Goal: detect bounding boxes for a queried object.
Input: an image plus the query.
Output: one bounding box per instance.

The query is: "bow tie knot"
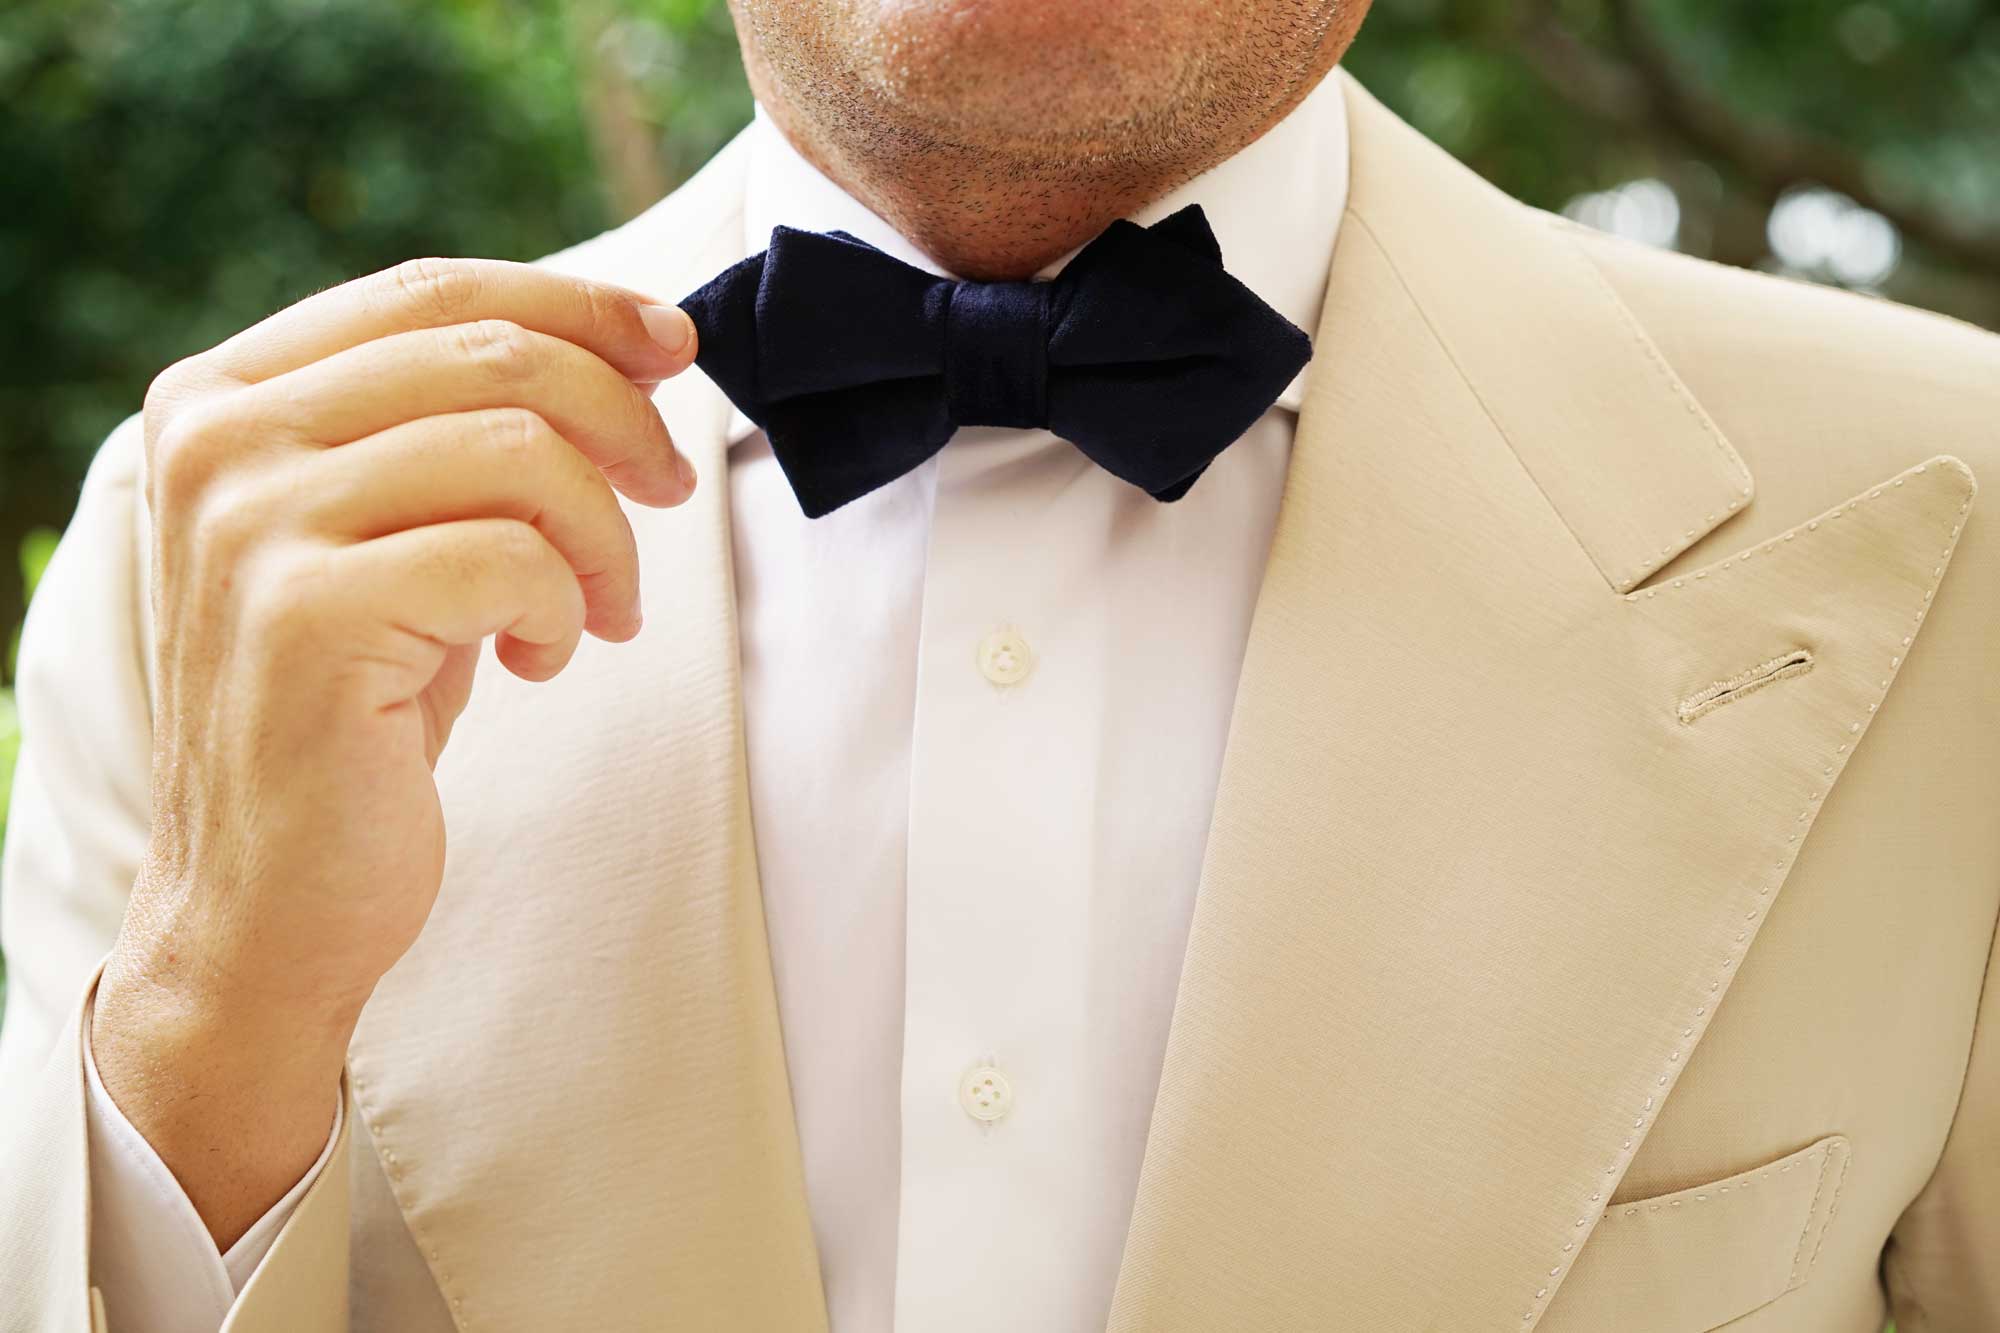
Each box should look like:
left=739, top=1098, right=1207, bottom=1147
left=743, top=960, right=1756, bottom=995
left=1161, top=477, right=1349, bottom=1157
left=682, top=204, right=1311, bottom=518
left=945, top=280, right=1052, bottom=430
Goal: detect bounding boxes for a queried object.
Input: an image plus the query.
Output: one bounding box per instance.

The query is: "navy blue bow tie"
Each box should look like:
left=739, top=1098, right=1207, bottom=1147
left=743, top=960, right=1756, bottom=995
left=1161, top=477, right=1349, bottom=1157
left=679, top=204, right=1312, bottom=519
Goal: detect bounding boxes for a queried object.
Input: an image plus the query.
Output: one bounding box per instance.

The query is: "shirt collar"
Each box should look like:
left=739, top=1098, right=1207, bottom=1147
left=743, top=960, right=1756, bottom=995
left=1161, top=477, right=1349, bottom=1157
left=729, top=70, right=1350, bottom=444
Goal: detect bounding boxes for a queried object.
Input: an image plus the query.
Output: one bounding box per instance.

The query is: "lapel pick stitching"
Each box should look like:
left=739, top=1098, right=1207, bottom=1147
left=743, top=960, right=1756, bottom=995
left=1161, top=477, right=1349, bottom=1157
left=1519, top=454, right=1976, bottom=1329
left=1677, top=649, right=1815, bottom=725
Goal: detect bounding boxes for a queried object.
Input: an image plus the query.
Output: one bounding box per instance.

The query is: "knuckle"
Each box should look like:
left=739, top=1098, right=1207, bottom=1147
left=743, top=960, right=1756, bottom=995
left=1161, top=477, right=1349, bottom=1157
left=618, top=385, right=666, bottom=443
left=387, top=256, right=481, bottom=324
left=142, top=354, right=208, bottom=420
left=489, top=521, right=573, bottom=613
left=147, top=398, right=233, bottom=512
left=577, top=279, right=639, bottom=343
left=490, top=517, right=552, bottom=572
left=477, top=406, right=556, bottom=471
left=456, top=318, right=539, bottom=382
left=187, top=479, right=261, bottom=559
left=243, top=546, right=338, bottom=647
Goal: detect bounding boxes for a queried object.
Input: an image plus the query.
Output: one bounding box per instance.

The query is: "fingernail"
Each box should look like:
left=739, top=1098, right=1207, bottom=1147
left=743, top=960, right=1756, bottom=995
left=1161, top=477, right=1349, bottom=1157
left=639, top=305, right=695, bottom=357
left=675, top=449, right=698, bottom=493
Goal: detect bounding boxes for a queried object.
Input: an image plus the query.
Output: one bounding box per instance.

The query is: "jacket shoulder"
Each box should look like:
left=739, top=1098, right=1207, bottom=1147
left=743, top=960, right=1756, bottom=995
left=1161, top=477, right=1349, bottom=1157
left=531, top=126, right=752, bottom=303
left=1562, top=216, right=2000, bottom=487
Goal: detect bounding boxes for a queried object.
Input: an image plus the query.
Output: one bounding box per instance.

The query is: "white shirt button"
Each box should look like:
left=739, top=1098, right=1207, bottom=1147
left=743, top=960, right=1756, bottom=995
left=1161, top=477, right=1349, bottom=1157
left=959, top=1065, right=1014, bottom=1122
left=977, top=629, right=1033, bottom=686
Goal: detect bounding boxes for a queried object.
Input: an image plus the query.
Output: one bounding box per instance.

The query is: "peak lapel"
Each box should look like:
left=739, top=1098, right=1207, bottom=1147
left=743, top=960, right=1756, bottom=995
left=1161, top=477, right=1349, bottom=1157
left=343, top=170, right=828, bottom=1331
left=1107, top=73, right=1977, bottom=1331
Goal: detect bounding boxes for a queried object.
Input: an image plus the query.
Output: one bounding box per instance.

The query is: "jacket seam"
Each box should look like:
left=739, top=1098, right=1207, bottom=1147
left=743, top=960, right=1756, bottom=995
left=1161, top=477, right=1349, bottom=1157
left=1883, top=869, right=2000, bottom=1318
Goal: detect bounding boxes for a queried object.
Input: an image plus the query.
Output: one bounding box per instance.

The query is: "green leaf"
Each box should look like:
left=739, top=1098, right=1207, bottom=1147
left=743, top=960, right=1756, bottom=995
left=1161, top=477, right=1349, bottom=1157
left=20, top=527, right=58, bottom=604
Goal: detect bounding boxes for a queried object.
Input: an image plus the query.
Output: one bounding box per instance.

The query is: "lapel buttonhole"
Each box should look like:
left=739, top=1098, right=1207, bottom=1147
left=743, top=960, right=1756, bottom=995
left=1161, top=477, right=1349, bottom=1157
left=1676, top=648, right=1816, bottom=725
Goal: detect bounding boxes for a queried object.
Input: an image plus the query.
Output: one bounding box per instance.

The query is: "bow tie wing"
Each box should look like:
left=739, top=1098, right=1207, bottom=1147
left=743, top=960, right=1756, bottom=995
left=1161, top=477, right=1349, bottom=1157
left=1045, top=206, right=1312, bottom=500
left=755, top=229, right=949, bottom=398
left=682, top=228, right=958, bottom=517
left=680, top=205, right=1309, bottom=518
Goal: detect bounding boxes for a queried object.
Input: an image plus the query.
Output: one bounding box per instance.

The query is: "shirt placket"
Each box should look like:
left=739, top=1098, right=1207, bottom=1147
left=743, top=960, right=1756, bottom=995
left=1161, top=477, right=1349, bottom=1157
left=893, top=427, right=1110, bottom=1332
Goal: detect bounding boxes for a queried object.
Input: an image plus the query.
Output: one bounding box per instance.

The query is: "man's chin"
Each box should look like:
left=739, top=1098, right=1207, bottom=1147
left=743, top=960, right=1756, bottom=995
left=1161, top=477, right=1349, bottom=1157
left=846, top=0, right=1193, bottom=143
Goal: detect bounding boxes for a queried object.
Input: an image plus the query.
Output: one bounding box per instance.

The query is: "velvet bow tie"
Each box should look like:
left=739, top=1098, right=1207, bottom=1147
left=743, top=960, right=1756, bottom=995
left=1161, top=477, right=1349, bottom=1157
left=679, top=203, right=1312, bottom=519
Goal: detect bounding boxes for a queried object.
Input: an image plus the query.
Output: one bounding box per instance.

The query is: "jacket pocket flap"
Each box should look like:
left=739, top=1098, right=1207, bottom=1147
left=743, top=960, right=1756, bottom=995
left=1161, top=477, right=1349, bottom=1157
left=1539, top=1135, right=1851, bottom=1332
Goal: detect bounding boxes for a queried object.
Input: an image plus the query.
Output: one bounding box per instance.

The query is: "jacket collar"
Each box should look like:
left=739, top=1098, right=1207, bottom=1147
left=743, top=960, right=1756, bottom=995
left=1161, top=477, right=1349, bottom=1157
left=1326, top=76, right=1755, bottom=591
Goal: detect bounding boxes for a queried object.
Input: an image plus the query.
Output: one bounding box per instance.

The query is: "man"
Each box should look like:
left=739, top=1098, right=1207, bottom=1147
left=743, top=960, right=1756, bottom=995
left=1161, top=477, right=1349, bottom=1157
left=2, top=0, right=1996, bottom=1329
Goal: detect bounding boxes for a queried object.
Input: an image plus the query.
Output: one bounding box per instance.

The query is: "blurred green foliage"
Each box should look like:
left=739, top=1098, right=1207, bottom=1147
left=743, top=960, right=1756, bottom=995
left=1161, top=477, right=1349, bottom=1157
left=1344, top=0, right=2000, bottom=320
left=0, top=0, right=750, bottom=676
left=0, top=0, right=1996, bottom=1009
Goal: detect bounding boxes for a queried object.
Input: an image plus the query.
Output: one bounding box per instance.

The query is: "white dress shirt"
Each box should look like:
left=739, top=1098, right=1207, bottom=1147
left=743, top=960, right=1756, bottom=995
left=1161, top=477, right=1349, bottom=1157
left=83, top=71, right=1349, bottom=1333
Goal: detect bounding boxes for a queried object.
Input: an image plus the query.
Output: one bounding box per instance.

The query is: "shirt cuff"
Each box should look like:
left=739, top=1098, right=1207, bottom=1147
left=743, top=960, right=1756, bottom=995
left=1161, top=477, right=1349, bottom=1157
left=82, top=991, right=344, bottom=1332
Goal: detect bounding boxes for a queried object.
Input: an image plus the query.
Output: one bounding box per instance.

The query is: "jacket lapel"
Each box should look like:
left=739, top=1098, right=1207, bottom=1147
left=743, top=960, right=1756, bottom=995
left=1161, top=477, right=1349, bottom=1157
left=343, top=140, right=827, bottom=1332
left=1107, top=74, right=1977, bottom=1331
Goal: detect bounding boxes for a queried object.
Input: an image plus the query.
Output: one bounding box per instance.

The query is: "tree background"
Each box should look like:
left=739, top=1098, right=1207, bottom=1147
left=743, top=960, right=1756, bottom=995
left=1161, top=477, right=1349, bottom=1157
left=3, top=0, right=1998, bottom=1010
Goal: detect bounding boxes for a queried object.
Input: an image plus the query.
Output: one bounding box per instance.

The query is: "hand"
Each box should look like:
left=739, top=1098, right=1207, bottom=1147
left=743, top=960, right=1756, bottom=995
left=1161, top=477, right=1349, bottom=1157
left=89, top=257, right=700, bottom=1247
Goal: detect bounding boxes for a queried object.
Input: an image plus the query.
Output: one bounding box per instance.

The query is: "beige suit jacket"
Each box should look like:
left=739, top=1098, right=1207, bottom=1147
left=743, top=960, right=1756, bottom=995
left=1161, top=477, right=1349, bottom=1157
left=4, top=72, right=1998, bottom=1333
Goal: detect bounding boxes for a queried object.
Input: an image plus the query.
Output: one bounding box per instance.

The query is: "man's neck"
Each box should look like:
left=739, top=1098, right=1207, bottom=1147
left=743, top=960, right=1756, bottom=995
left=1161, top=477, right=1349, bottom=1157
left=742, top=54, right=1347, bottom=282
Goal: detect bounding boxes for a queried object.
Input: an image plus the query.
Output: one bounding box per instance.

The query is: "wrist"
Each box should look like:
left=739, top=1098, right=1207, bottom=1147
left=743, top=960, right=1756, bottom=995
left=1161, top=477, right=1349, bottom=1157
left=91, top=939, right=354, bottom=1248
left=100, top=858, right=374, bottom=1061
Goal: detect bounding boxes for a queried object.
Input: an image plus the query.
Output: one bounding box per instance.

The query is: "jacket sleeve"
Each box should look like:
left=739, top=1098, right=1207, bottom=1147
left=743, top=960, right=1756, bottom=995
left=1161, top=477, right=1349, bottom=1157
left=84, top=992, right=346, bottom=1330
left=0, top=416, right=352, bottom=1333
left=1885, top=903, right=2000, bottom=1331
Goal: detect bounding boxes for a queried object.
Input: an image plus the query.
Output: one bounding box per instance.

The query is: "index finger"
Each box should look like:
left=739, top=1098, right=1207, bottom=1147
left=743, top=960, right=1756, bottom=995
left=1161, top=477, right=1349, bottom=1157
left=199, top=257, right=698, bottom=387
